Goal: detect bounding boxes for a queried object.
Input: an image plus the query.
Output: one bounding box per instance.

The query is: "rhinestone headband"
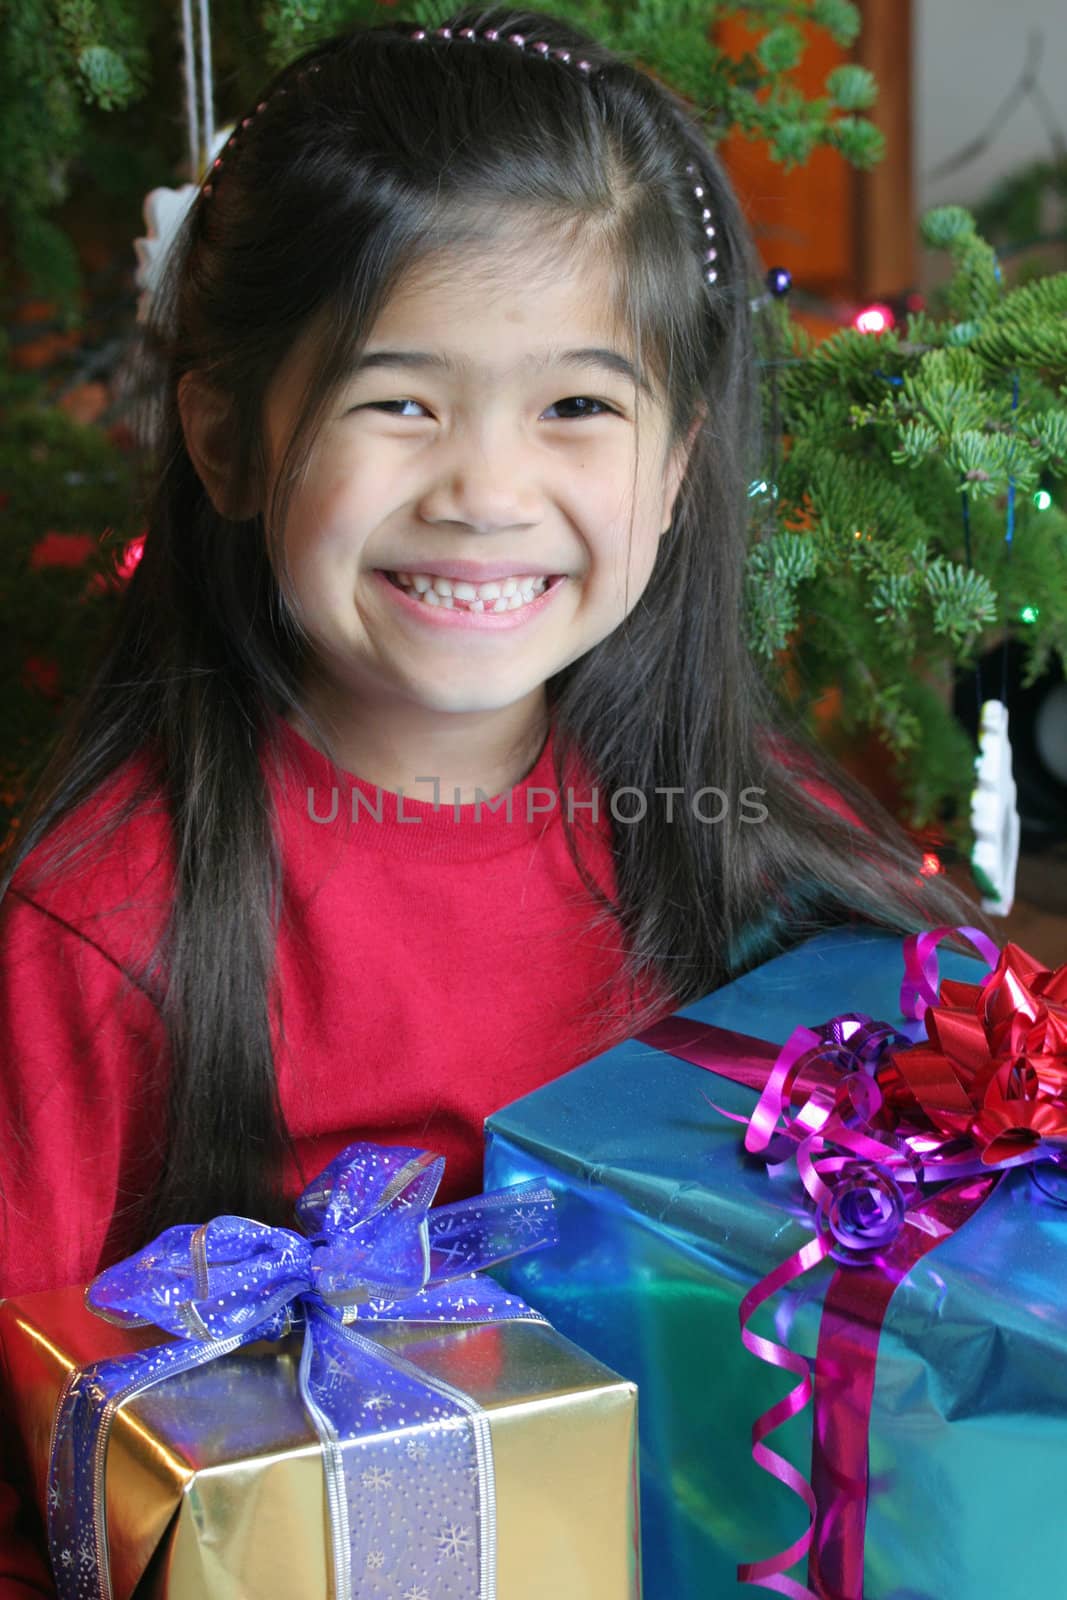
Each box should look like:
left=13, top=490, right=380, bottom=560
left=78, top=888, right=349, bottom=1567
left=201, top=65, right=324, bottom=200
left=203, top=24, right=718, bottom=285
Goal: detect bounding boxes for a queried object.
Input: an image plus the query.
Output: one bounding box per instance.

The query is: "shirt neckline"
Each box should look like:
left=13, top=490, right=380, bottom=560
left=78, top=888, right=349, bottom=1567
left=268, top=709, right=565, bottom=863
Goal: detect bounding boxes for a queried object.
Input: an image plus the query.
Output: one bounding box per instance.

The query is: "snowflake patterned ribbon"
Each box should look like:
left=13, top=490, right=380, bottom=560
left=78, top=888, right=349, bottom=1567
left=46, top=1142, right=557, bottom=1600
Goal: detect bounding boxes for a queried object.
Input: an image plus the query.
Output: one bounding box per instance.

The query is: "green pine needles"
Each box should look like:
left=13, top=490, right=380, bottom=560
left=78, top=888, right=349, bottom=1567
left=750, top=205, right=1067, bottom=834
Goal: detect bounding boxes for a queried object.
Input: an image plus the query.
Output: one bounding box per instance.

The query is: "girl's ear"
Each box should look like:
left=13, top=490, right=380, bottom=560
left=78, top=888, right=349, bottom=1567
left=178, top=373, right=259, bottom=521
left=659, top=404, right=707, bottom=536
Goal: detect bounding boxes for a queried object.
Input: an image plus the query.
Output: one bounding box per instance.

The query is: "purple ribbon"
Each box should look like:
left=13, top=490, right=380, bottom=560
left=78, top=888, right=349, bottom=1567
left=46, top=1142, right=556, bottom=1600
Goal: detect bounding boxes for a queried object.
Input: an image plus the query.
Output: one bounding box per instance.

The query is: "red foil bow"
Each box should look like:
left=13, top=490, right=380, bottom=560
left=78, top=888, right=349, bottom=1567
left=880, top=940, right=1067, bottom=1166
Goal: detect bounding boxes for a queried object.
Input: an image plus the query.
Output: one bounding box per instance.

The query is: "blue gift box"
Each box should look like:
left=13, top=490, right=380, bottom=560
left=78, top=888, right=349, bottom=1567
left=484, top=926, right=1067, bottom=1600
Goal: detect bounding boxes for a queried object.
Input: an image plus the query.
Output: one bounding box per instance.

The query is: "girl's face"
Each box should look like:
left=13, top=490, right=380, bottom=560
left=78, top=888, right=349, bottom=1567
left=262, top=238, right=695, bottom=730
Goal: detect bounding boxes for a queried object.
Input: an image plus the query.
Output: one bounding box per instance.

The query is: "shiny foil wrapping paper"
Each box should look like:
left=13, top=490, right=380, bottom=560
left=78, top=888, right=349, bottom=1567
left=0, top=1284, right=640, bottom=1599
left=484, top=927, right=1067, bottom=1600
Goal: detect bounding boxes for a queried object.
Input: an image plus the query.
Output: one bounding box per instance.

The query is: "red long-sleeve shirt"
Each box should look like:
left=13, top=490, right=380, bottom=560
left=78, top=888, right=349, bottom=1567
left=0, top=712, right=862, bottom=1594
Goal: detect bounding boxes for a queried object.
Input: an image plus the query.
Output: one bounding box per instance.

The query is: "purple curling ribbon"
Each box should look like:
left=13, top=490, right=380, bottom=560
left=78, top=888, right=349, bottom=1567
left=730, top=1013, right=924, bottom=1598
left=46, top=1143, right=556, bottom=1600
left=898, top=923, right=1000, bottom=1021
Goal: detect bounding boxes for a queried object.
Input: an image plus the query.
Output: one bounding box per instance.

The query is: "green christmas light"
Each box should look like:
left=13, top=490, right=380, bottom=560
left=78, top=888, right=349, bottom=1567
left=1033, top=488, right=1053, bottom=511
left=1020, top=605, right=1040, bottom=624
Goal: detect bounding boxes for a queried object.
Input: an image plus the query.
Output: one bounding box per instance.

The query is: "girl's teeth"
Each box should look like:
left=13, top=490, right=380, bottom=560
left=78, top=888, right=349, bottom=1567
left=390, top=571, right=551, bottom=612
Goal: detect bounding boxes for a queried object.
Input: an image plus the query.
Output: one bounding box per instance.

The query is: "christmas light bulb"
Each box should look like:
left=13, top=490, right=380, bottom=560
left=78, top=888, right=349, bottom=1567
left=853, top=304, right=895, bottom=335
left=115, top=538, right=145, bottom=582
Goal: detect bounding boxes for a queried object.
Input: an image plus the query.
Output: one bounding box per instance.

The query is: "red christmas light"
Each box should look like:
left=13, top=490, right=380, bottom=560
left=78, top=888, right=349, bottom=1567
left=114, top=536, right=145, bottom=582
left=853, top=303, right=895, bottom=335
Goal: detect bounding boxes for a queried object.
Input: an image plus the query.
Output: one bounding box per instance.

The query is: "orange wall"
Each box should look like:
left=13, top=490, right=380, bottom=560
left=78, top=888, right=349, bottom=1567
left=714, top=16, right=855, bottom=298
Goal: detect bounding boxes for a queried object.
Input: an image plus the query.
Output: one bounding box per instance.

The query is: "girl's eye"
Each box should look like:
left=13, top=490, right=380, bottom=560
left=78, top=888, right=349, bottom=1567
left=365, top=399, right=429, bottom=418
left=543, top=396, right=619, bottom=420
left=358, top=396, right=619, bottom=420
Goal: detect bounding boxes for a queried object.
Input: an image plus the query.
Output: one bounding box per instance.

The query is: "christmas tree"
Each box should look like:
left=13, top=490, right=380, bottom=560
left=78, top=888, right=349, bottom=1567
left=752, top=207, right=1067, bottom=837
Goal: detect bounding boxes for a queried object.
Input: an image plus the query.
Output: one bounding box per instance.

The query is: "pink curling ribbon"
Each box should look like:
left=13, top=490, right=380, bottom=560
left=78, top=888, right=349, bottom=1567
left=637, top=929, right=1067, bottom=1600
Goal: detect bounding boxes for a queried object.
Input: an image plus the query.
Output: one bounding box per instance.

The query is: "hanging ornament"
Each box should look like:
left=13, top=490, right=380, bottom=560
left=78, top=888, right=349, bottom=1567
left=132, top=0, right=229, bottom=325
left=132, top=141, right=230, bottom=325
left=966, top=368, right=1022, bottom=915
left=969, top=699, right=1021, bottom=915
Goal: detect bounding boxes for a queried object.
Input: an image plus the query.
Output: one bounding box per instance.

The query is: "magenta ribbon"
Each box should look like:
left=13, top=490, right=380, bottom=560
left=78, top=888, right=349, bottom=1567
left=636, top=924, right=1008, bottom=1600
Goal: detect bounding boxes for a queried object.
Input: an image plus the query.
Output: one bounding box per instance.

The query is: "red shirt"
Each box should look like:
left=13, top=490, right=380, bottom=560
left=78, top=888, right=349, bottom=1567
left=0, top=712, right=861, bottom=1593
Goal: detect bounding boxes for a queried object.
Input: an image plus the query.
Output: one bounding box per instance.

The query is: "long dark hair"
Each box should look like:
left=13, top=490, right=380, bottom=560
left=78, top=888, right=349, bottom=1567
left=0, top=4, right=989, bottom=1245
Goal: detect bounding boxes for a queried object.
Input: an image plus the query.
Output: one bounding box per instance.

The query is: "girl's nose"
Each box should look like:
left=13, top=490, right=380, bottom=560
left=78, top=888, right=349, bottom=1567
left=415, top=449, right=542, bottom=535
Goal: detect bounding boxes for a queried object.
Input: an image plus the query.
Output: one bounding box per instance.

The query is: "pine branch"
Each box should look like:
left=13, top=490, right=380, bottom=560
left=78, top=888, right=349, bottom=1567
left=751, top=202, right=1067, bottom=839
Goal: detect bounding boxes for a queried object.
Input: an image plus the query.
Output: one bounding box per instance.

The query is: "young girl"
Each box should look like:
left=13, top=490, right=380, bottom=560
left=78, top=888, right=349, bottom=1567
left=0, top=6, right=985, bottom=1591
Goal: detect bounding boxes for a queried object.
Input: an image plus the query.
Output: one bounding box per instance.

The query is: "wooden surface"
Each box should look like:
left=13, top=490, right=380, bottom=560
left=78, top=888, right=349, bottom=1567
left=715, top=3, right=916, bottom=300
left=855, top=0, right=916, bottom=299
left=715, top=14, right=854, bottom=293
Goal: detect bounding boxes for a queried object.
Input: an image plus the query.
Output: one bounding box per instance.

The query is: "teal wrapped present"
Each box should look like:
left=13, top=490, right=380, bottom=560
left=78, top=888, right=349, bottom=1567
left=484, top=926, right=1067, bottom=1599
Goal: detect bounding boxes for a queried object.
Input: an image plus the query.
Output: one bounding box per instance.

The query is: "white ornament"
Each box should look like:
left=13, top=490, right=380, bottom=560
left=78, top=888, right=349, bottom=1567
left=132, top=127, right=232, bottom=324
left=969, top=699, right=1021, bottom=916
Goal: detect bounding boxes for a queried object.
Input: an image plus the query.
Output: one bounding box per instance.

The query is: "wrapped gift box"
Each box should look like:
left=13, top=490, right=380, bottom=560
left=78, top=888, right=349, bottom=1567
left=484, top=926, right=1067, bottom=1600
left=1, top=1282, right=640, bottom=1598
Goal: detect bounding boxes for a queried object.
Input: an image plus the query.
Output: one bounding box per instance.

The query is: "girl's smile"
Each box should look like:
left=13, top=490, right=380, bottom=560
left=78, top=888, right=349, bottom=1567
left=373, top=568, right=569, bottom=629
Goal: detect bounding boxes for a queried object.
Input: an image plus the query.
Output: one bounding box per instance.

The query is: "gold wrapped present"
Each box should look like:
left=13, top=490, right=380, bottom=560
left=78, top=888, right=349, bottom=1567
left=1, top=1282, right=639, bottom=1598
